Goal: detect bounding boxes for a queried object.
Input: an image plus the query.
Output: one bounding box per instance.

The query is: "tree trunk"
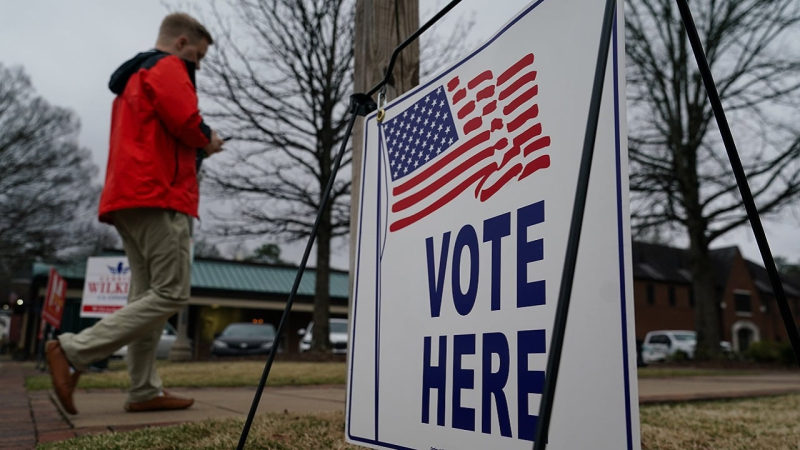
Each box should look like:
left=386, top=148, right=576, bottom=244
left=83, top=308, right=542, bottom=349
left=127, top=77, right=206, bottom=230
left=350, top=0, right=419, bottom=297
left=688, top=227, right=722, bottom=359
left=312, top=204, right=332, bottom=352
left=312, top=125, right=334, bottom=351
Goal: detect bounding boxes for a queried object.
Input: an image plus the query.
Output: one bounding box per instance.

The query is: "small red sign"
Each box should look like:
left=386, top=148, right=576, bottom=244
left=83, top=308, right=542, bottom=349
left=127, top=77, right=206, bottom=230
left=42, top=268, right=66, bottom=329
left=80, top=305, right=122, bottom=314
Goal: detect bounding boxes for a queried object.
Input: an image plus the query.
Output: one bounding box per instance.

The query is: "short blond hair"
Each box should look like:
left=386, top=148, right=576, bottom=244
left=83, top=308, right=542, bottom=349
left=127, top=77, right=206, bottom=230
left=158, top=13, right=213, bottom=45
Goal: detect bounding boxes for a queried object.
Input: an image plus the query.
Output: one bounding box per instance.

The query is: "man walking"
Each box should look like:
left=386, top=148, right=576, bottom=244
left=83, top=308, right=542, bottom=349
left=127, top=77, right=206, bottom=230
left=46, top=13, right=224, bottom=414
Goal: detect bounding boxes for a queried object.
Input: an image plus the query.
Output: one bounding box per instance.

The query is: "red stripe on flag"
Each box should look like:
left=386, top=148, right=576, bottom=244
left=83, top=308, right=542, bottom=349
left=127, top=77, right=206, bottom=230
left=392, top=144, right=500, bottom=213
left=468, top=70, right=494, bottom=89
left=458, top=101, right=476, bottom=119
left=464, top=117, right=483, bottom=135
left=476, top=85, right=495, bottom=102
left=393, top=130, right=491, bottom=196
left=390, top=165, right=495, bottom=232
left=453, top=88, right=467, bottom=104
left=507, top=105, right=539, bottom=133
left=499, top=71, right=537, bottom=101
left=524, top=136, right=551, bottom=157
left=503, top=85, right=538, bottom=116
left=499, top=145, right=521, bottom=170
left=491, top=118, right=504, bottom=132
left=498, top=53, right=534, bottom=86
left=482, top=101, right=497, bottom=116
left=513, top=123, right=543, bottom=148
left=519, top=155, right=551, bottom=180
left=480, top=163, right=523, bottom=202
left=447, top=77, right=460, bottom=92
left=474, top=144, right=518, bottom=198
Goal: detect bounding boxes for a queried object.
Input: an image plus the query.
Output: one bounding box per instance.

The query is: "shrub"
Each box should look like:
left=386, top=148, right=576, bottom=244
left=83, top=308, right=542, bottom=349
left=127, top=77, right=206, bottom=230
left=667, top=350, right=691, bottom=362
left=777, top=342, right=798, bottom=367
left=745, top=341, right=778, bottom=362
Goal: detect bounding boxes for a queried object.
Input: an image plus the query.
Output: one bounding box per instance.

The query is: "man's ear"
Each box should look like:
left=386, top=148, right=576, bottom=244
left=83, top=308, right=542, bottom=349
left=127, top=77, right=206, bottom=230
left=176, top=35, right=189, bottom=50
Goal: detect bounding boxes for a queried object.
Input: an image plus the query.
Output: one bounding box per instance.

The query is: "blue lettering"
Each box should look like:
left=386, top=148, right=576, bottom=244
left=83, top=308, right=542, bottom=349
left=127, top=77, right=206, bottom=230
left=516, top=201, right=545, bottom=308
left=482, top=332, right=512, bottom=437
left=452, top=334, right=476, bottom=431
left=426, top=233, right=451, bottom=318
left=483, top=212, right=511, bottom=311
left=452, top=225, right=479, bottom=316
left=517, top=329, right=546, bottom=441
left=422, top=336, right=447, bottom=426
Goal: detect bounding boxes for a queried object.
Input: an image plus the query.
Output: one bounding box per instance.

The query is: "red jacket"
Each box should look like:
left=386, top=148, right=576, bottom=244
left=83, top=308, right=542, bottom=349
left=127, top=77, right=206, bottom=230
left=99, top=50, right=210, bottom=223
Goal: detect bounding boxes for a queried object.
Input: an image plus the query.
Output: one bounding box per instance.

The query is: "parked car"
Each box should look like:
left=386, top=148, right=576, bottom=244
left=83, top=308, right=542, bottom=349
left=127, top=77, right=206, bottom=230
left=298, top=318, right=348, bottom=354
left=211, top=322, right=277, bottom=357
left=641, top=330, right=731, bottom=363
left=112, top=322, right=182, bottom=360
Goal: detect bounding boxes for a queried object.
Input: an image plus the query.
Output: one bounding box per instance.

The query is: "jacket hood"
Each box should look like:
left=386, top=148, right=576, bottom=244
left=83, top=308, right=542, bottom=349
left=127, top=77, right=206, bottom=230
left=108, top=50, right=198, bottom=95
left=109, top=49, right=167, bottom=95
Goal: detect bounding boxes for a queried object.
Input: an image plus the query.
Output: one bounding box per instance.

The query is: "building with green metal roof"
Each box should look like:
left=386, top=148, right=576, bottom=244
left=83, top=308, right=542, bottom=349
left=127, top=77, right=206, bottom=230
left=13, top=255, right=350, bottom=360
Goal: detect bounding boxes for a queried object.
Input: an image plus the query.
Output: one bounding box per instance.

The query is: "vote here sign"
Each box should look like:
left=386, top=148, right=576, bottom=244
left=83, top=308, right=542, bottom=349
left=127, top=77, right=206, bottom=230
left=347, top=1, right=640, bottom=449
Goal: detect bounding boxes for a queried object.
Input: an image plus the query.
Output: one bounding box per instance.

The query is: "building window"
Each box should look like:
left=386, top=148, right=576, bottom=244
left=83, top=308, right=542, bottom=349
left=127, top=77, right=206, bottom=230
left=689, top=288, right=695, bottom=307
left=668, top=287, right=676, bottom=306
left=735, top=291, right=752, bottom=314
left=646, top=284, right=655, bottom=305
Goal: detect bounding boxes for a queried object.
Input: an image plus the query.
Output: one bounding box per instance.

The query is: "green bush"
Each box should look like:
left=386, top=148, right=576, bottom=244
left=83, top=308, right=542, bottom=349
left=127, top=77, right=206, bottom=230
left=667, top=350, right=691, bottom=362
left=745, top=341, right=778, bottom=362
left=777, top=342, right=797, bottom=367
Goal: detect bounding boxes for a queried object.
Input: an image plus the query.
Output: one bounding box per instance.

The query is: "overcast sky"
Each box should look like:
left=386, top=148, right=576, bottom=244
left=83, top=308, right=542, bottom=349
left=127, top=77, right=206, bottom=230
left=2, top=0, right=799, bottom=269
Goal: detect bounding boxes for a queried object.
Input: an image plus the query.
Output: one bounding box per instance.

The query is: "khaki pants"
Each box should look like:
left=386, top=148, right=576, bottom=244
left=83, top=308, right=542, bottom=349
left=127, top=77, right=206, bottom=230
left=58, top=208, right=191, bottom=403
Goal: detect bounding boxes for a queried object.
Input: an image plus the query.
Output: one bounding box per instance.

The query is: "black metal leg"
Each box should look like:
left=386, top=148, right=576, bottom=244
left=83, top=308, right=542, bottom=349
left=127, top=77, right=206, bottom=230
left=235, top=98, right=365, bottom=450
left=532, top=0, right=617, bottom=448
left=234, top=3, right=464, bottom=447
left=675, top=0, right=800, bottom=368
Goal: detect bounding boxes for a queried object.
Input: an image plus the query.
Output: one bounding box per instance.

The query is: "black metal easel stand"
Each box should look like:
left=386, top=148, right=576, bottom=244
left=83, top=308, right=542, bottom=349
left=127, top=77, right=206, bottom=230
left=532, top=0, right=617, bottom=447
left=234, top=2, right=463, bottom=448
left=532, top=0, right=800, bottom=449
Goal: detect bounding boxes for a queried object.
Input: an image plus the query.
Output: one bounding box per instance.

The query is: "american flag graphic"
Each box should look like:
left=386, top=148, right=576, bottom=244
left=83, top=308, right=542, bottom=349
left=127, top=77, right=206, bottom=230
left=380, top=53, right=552, bottom=233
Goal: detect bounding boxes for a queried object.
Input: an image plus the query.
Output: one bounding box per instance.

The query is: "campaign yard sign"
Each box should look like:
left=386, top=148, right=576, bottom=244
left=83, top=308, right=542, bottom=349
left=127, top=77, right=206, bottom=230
left=80, top=256, right=131, bottom=318
left=42, top=268, right=67, bottom=329
left=347, top=1, right=640, bottom=449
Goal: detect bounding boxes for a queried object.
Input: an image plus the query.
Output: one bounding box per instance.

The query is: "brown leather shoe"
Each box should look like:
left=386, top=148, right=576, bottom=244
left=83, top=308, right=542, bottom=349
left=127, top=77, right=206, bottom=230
left=124, top=390, right=194, bottom=413
left=45, top=340, right=78, bottom=415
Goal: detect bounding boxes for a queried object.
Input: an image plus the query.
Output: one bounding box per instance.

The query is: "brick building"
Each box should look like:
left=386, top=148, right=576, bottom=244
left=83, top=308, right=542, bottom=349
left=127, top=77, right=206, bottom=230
left=11, top=242, right=800, bottom=360
left=632, top=241, right=800, bottom=352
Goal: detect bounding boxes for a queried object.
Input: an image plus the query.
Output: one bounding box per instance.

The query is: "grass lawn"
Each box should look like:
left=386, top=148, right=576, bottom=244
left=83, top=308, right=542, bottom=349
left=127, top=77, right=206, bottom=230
left=38, top=394, right=800, bottom=450
left=26, top=360, right=760, bottom=391
left=26, top=360, right=347, bottom=391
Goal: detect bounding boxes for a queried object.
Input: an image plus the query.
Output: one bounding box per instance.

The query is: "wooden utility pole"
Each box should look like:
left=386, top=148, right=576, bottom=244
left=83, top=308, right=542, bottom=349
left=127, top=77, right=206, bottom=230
left=350, top=0, right=420, bottom=285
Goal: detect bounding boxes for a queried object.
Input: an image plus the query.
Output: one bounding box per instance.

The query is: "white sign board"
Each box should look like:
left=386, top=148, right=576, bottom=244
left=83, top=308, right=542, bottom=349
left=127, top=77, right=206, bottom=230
left=347, top=1, right=640, bottom=449
left=80, top=256, right=131, bottom=318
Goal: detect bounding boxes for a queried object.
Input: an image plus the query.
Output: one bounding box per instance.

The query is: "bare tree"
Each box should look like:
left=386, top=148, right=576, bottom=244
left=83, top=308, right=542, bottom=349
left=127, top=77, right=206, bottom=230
left=198, top=0, right=355, bottom=351
left=0, top=64, right=101, bottom=287
left=193, top=235, right=224, bottom=259
left=626, top=0, right=800, bottom=357
left=245, top=243, right=289, bottom=265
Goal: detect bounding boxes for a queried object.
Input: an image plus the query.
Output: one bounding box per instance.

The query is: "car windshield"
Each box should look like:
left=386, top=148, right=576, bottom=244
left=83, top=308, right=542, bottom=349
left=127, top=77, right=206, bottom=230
left=331, top=321, right=348, bottom=334
left=222, top=324, right=275, bottom=338
left=673, top=333, right=696, bottom=341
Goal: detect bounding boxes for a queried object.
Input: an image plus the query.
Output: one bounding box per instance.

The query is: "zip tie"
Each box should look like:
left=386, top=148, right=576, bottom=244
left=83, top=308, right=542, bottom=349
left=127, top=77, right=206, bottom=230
left=376, top=89, right=387, bottom=123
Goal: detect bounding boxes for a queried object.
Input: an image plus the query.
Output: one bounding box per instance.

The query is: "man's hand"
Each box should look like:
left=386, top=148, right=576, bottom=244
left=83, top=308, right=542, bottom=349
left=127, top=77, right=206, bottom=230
left=204, top=131, right=224, bottom=156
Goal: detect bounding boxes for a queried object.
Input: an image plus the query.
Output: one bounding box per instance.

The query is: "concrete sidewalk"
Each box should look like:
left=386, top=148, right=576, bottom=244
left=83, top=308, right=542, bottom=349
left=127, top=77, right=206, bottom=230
left=638, top=372, right=800, bottom=404
left=58, top=372, right=800, bottom=430
left=5, top=358, right=800, bottom=449
left=63, top=385, right=346, bottom=429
